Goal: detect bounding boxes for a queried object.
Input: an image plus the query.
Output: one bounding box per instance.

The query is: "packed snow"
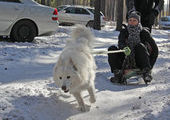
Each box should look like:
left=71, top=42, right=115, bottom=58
left=0, top=25, right=170, bottom=120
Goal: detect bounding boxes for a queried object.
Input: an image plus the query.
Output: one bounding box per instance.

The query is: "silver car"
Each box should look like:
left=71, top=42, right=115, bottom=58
left=0, top=0, right=59, bottom=42
left=159, top=16, right=170, bottom=29
left=57, top=5, right=106, bottom=27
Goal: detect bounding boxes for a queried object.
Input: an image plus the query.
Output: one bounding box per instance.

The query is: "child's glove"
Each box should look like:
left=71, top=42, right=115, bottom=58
left=123, top=47, right=131, bottom=56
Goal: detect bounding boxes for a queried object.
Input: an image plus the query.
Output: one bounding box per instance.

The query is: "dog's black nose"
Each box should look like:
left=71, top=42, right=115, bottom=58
left=61, top=86, right=69, bottom=93
left=62, top=86, right=66, bottom=91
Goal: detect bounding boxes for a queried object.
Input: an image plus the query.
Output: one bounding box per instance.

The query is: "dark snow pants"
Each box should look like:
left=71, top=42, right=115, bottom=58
left=108, top=43, right=151, bottom=73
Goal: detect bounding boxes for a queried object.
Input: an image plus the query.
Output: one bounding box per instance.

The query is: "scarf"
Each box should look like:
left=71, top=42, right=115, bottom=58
left=125, top=23, right=142, bottom=69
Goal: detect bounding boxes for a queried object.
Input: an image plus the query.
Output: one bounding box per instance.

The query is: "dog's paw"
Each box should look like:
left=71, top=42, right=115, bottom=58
left=79, top=106, right=86, bottom=112
left=78, top=104, right=91, bottom=112
left=89, top=97, right=96, bottom=103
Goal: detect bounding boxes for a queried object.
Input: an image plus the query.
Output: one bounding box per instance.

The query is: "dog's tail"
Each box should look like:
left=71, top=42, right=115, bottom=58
left=69, top=25, right=94, bottom=48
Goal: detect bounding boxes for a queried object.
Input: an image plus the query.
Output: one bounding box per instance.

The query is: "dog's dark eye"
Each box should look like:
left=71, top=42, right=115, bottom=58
left=67, top=76, right=70, bottom=79
left=59, top=77, right=62, bottom=79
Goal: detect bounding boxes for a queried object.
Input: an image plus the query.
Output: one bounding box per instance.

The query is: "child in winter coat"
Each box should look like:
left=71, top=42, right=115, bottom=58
left=126, top=0, right=164, bottom=32
left=108, top=11, right=158, bottom=84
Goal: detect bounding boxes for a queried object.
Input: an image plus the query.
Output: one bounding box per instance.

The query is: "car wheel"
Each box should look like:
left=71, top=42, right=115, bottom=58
left=86, top=21, right=94, bottom=28
left=11, top=20, right=37, bottom=42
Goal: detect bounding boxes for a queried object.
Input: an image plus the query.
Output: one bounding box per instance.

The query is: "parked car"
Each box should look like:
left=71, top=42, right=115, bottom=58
left=159, top=16, right=170, bottom=29
left=0, top=0, right=59, bottom=42
left=57, top=5, right=107, bottom=27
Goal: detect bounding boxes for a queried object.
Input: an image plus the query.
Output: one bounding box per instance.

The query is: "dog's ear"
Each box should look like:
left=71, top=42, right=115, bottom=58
left=54, top=57, right=63, bottom=73
left=53, top=64, right=58, bottom=81
left=53, top=63, right=59, bottom=76
left=58, top=57, right=63, bottom=65
left=69, top=58, right=78, bottom=71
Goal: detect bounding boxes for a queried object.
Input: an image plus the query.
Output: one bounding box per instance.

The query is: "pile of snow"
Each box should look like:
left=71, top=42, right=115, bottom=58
left=0, top=25, right=170, bottom=120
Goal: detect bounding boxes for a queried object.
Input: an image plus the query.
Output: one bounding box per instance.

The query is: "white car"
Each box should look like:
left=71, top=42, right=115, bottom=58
left=159, top=16, right=170, bottom=29
left=57, top=5, right=106, bottom=27
left=0, top=0, right=59, bottom=42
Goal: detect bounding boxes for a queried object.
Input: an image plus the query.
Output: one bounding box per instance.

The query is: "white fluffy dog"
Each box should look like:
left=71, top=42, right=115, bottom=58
left=53, top=25, right=96, bottom=112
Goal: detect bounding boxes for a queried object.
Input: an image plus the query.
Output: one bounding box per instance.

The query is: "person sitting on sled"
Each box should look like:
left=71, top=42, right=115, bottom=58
left=108, top=11, right=158, bottom=84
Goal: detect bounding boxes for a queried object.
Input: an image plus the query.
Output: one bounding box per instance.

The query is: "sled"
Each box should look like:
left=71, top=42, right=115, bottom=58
left=110, top=69, right=149, bottom=85
left=124, top=69, right=143, bottom=79
left=122, top=69, right=149, bottom=85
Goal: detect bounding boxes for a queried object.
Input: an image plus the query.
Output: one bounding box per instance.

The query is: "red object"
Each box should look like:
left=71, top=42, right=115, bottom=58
left=103, top=16, right=108, bottom=21
left=52, top=8, right=58, bottom=21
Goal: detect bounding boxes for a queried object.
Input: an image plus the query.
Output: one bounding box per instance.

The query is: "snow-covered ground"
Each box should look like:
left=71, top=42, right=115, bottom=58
left=0, top=25, right=170, bottom=120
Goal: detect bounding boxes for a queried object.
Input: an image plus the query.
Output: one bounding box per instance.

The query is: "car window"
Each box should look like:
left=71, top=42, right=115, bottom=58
left=65, top=7, right=76, bottom=14
left=75, top=8, right=90, bottom=15
left=0, top=0, right=21, bottom=3
left=87, top=8, right=103, bottom=16
left=57, top=6, right=67, bottom=12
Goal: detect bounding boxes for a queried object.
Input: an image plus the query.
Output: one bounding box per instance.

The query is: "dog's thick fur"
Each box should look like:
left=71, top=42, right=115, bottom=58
left=53, top=25, right=96, bottom=112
